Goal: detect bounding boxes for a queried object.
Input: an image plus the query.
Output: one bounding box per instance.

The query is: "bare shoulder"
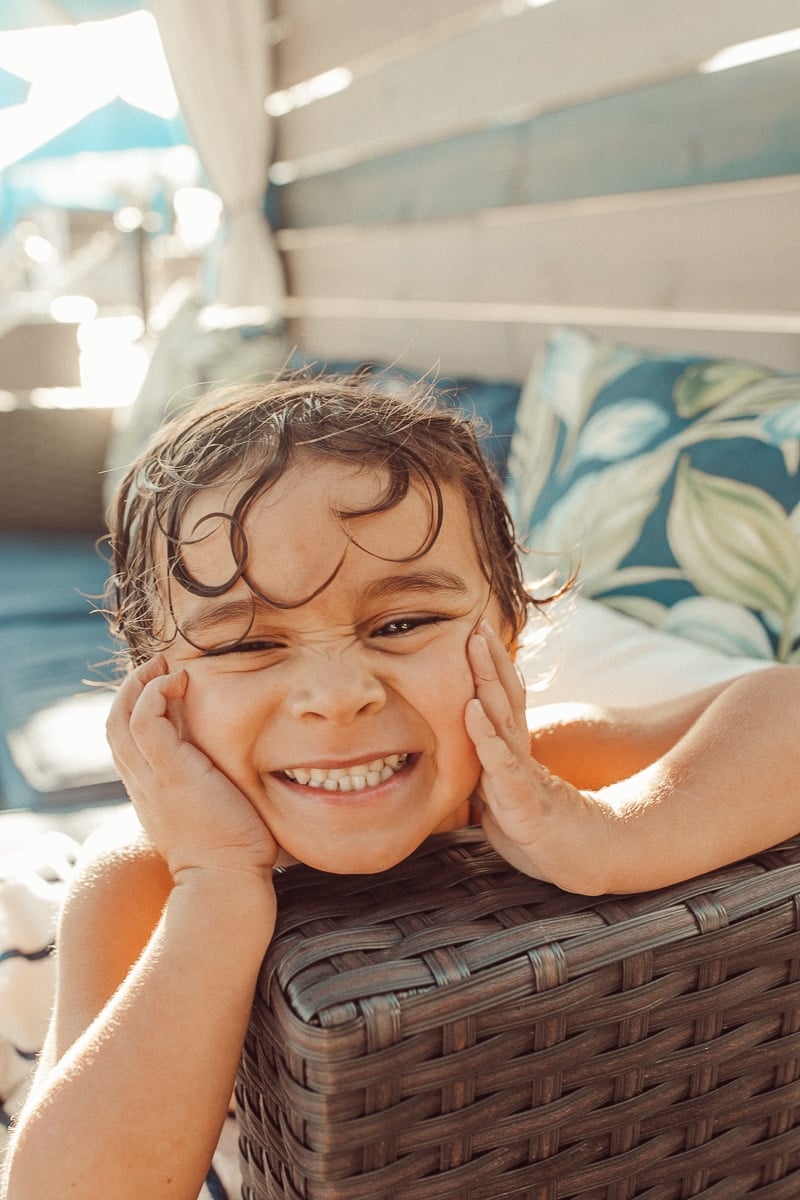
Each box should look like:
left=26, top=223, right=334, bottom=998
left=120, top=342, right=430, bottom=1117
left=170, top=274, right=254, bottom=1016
left=47, top=809, right=173, bottom=1060
left=60, top=809, right=173, bottom=982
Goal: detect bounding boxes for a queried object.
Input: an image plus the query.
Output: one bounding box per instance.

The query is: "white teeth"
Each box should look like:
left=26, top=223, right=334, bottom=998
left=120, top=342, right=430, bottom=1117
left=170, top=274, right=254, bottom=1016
left=283, top=754, right=408, bottom=791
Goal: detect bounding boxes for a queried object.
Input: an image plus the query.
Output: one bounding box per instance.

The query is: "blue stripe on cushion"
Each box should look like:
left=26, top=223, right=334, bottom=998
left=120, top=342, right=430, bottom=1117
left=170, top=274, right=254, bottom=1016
left=0, top=944, right=53, bottom=966
left=204, top=1165, right=230, bottom=1200
left=12, top=1047, right=37, bottom=1063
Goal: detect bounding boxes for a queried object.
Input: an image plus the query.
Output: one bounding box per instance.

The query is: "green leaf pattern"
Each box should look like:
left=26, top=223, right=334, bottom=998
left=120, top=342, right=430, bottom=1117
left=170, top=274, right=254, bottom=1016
left=530, top=442, right=676, bottom=589
left=510, top=336, right=800, bottom=661
left=667, top=459, right=800, bottom=632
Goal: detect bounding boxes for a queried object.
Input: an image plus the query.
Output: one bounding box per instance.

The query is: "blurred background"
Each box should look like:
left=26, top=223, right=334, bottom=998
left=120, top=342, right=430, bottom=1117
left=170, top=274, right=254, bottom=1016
left=3, top=2, right=799, bottom=419
left=0, top=0, right=220, bottom=412
left=0, top=0, right=798, bottom=819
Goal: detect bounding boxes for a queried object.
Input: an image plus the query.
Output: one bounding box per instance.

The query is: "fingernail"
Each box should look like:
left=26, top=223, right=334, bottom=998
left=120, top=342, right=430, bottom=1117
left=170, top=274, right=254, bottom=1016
left=471, top=631, right=489, bottom=658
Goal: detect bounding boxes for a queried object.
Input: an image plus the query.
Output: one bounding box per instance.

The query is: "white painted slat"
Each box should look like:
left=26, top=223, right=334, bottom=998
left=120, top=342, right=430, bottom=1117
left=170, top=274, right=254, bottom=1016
left=274, top=0, right=800, bottom=173
left=285, top=314, right=800, bottom=381
left=278, top=177, right=800, bottom=319
left=285, top=296, right=800, bottom=335
left=285, top=312, right=542, bottom=379
left=274, top=0, right=482, bottom=90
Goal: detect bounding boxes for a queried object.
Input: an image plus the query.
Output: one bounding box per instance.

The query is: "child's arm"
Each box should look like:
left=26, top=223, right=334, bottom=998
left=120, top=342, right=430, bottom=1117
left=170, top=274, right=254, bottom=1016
left=466, top=620, right=800, bottom=895
left=2, top=658, right=279, bottom=1200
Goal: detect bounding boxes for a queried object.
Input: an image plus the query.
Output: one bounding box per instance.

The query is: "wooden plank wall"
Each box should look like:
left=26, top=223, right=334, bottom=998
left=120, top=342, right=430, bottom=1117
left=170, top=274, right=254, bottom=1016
left=268, top=0, right=800, bottom=380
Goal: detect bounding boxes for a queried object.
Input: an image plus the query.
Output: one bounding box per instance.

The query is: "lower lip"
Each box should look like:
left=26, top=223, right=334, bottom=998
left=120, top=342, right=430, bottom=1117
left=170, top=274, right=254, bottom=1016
left=276, top=757, right=415, bottom=805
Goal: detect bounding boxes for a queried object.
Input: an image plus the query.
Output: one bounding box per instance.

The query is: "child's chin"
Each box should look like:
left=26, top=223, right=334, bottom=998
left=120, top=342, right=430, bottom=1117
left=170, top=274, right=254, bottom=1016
left=285, top=835, right=424, bottom=877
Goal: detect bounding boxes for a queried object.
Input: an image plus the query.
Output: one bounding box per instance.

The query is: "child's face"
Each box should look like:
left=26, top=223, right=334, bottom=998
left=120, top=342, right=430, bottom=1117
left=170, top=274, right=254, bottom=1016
left=159, top=458, right=507, bottom=874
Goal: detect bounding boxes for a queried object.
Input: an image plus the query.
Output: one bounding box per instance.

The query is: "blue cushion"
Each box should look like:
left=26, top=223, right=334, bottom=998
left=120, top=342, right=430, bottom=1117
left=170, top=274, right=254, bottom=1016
left=436, top=377, right=520, bottom=482
left=0, top=535, right=124, bottom=810
left=506, top=328, right=800, bottom=661
left=289, top=356, right=521, bottom=481
left=0, top=532, right=112, bottom=624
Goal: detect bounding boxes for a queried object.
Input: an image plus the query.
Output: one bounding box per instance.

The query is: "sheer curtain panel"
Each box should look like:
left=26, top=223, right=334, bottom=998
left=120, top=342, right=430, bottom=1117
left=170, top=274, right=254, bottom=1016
left=147, top=0, right=285, bottom=314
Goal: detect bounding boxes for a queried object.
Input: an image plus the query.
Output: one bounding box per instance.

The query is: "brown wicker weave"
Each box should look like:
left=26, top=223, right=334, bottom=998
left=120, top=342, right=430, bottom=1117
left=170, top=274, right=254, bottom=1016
left=236, top=828, right=800, bottom=1199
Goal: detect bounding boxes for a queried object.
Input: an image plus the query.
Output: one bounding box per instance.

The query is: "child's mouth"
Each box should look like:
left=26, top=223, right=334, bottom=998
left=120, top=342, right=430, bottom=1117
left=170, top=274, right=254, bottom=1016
left=280, top=753, right=409, bottom=792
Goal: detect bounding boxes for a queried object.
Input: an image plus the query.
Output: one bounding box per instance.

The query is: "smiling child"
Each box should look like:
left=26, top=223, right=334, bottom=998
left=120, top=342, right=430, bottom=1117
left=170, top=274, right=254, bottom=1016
left=3, top=374, right=799, bottom=1200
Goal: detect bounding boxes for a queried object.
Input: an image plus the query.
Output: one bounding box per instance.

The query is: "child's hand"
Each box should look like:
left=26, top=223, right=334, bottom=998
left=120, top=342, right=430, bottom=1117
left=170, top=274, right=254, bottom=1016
left=465, top=620, right=604, bottom=889
left=107, top=656, right=281, bottom=882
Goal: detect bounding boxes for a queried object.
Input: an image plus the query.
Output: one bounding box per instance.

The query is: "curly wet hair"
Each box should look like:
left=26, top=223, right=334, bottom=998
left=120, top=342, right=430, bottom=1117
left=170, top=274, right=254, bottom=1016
left=106, top=373, right=544, bottom=665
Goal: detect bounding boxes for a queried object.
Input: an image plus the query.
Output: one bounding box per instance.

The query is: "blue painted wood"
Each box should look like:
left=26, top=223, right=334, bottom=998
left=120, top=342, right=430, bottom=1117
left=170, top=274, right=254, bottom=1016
left=274, top=52, right=800, bottom=230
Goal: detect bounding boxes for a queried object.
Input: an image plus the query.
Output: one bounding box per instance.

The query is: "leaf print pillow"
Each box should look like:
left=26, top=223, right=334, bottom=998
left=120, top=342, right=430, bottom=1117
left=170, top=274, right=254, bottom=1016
left=505, top=328, right=800, bottom=663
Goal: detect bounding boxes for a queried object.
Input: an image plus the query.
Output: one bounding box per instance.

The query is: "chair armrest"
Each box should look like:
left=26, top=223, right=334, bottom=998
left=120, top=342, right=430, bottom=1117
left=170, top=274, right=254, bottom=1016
left=237, top=829, right=800, bottom=1197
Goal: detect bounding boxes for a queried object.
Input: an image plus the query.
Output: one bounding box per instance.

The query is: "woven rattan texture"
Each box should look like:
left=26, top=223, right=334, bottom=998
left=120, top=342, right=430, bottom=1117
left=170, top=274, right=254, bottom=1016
left=236, top=829, right=800, bottom=1199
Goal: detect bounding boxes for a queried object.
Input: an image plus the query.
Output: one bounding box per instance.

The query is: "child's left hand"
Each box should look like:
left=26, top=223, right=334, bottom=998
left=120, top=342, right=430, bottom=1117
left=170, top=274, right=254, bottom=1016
left=465, top=620, right=606, bottom=890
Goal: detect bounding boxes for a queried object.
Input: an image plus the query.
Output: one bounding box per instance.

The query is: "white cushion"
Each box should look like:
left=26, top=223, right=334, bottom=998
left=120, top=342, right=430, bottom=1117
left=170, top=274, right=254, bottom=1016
left=520, top=594, right=767, bottom=709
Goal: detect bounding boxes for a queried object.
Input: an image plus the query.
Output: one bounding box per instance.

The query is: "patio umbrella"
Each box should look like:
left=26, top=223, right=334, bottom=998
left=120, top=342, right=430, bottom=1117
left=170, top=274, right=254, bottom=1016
left=0, top=65, right=29, bottom=108
left=13, top=95, right=188, bottom=163
left=0, top=1, right=139, bottom=29
left=2, top=95, right=193, bottom=228
left=1, top=96, right=194, bottom=319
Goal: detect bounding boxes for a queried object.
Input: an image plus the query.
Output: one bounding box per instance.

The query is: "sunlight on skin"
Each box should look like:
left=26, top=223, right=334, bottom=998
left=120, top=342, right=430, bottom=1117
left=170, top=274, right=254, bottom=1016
left=147, top=459, right=509, bottom=875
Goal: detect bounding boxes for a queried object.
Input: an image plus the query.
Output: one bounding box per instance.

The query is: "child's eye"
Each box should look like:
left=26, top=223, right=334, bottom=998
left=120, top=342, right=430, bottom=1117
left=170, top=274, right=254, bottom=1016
left=372, top=615, right=446, bottom=638
left=203, top=639, right=284, bottom=658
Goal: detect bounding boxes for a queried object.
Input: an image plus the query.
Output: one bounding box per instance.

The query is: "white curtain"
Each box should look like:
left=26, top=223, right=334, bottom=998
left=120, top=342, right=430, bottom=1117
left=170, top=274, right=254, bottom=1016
left=146, top=0, right=285, bottom=315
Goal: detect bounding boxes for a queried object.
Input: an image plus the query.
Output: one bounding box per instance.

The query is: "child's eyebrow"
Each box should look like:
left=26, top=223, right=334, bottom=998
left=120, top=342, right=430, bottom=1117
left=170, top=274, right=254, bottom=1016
left=179, top=570, right=470, bottom=639
left=362, top=569, right=471, bottom=602
left=180, top=597, right=261, bottom=640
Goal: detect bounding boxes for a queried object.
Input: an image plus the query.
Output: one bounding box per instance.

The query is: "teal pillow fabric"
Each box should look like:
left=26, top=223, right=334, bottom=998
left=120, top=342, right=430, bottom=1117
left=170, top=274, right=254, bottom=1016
left=506, top=328, right=800, bottom=662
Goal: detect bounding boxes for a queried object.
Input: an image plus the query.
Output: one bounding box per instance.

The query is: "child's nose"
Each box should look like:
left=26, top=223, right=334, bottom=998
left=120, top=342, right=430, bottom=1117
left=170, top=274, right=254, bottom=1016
left=288, top=653, right=386, bottom=723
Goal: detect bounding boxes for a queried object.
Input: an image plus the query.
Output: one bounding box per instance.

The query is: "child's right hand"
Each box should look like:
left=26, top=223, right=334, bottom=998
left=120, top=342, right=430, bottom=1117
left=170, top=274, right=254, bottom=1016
left=106, top=656, right=281, bottom=882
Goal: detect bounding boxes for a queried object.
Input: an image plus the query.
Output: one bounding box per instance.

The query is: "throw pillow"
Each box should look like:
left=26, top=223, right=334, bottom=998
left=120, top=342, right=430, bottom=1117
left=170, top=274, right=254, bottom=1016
left=506, top=328, right=800, bottom=662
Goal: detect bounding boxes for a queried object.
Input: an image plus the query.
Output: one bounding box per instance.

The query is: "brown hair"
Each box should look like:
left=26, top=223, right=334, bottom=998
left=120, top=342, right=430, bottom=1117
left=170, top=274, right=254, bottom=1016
left=107, top=373, right=541, bottom=664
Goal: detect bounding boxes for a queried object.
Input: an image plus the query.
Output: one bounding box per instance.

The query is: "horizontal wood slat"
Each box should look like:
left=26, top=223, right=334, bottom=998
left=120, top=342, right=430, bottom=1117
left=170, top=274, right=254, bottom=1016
left=278, top=177, right=800, bottom=320
left=285, top=314, right=800, bottom=382
left=273, top=1, right=800, bottom=381
left=273, top=0, right=800, bottom=174
left=275, top=52, right=800, bottom=225
left=274, top=0, right=482, bottom=90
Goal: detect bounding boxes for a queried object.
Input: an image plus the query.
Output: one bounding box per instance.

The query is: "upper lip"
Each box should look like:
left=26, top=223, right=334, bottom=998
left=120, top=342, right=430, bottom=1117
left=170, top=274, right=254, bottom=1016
left=276, top=750, right=412, bottom=772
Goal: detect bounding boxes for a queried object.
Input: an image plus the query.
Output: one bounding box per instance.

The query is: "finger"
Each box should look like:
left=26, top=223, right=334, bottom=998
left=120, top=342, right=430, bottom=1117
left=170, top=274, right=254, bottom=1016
left=107, top=656, right=169, bottom=739
left=128, top=668, right=195, bottom=771
left=466, top=696, right=557, bottom=831
left=468, top=624, right=527, bottom=750
left=465, top=696, right=527, bottom=780
left=478, top=618, right=523, bottom=690
left=106, top=657, right=170, bottom=775
left=112, top=665, right=191, bottom=785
